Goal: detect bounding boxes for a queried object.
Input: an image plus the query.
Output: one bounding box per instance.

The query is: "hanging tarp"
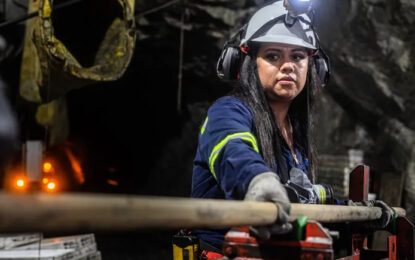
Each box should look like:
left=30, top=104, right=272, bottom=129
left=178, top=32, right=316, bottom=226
left=20, top=0, right=136, bottom=103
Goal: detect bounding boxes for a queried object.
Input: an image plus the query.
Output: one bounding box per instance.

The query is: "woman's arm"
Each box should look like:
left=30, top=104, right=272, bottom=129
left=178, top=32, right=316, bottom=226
left=196, top=96, right=272, bottom=199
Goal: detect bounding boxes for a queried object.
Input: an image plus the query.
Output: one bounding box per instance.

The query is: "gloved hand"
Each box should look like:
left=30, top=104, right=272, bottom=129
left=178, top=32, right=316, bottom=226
left=347, top=200, right=395, bottom=231
left=244, top=172, right=292, bottom=240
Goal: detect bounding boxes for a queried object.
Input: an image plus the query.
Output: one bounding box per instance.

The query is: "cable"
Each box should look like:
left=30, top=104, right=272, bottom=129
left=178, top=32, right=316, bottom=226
left=1, top=0, right=182, bottom=30
left=12, top=0, right=28, bottom=10
left=177, top=1, right=185, bottom=113
left=135, top=0, right=180, bottom=18
left=0, top=9, right=36, bottom=29
left=0, top=0, right=84, bottom=30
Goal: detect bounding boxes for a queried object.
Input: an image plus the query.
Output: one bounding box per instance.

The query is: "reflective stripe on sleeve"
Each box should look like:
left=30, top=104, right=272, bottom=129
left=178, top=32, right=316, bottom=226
left=208, top=132, right=259, bottom=179
left=319, top=186, right=326, bottom=204
left=200, top=117, right=208, bottom=134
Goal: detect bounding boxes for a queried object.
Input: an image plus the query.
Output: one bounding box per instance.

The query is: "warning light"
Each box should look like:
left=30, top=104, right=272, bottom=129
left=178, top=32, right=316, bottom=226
left=47, top=182, right=56, bottom=190
left=42, top=178, right=49, bottom=184
left=16, top=179, right=25, bottom=187
left=43, top=162, right=53, bottom=173
left=13, top=176, right=27, bottom=192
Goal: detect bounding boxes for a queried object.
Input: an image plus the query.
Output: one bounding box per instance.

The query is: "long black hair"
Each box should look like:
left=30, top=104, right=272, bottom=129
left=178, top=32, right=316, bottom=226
left=231, top=47, right=322, bottom=183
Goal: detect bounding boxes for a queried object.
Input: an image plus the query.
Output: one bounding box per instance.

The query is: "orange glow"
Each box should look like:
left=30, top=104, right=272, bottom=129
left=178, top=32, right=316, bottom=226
left=43, top=162, right=53, bottom=173
left=42, top=178, right=49, bottom=184
left=107, top=179, right=119, bottom=186
left=7, top=168, right=28, bottom=192
left=16, top=179, right=25, bottom=187
left=47, top=182, right=56, bottom=190
left=64, top=149, right=85, bottom=184
left=13, top=176, right=27, bottom=192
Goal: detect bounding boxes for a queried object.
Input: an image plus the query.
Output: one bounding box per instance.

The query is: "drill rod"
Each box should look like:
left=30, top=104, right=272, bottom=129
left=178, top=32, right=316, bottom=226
left=0, top=192, right=405, bottom=232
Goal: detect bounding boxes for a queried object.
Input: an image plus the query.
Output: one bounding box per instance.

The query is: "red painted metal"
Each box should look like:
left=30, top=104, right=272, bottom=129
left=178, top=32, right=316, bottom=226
left=396, top=217, right=415, bottom=259
left=347, top=165, right=369, bottom=259
left=336, top=255, right=360, bottom=260
left=216, top=164, right=414, bottom=260
left=389, top=235, right=397, bottom=260
left=222, top=221, right=333, bottom=260
left=350, top=233, right=367, bottom=256
left=200, top=251, right=224, bottom=260
left=348, top=165, right=369, bottom=202
left=341, top=164, right=415, bottom=260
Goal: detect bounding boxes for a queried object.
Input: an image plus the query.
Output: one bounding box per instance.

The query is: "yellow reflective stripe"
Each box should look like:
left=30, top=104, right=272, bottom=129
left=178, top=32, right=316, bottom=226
left=208, top=132, right=259, bottom=179
left=319, top=187, right=326, bottom=204
left=200, top=117, right=208, bottom=134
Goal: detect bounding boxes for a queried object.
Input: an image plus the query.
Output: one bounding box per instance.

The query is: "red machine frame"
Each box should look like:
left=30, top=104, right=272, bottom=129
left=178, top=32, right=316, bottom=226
left=221, top=165, right=415, bottom=260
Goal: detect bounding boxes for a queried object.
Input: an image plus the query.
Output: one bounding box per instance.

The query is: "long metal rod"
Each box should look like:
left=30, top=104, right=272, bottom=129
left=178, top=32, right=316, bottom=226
left=0, top=192, right=406, bottom=232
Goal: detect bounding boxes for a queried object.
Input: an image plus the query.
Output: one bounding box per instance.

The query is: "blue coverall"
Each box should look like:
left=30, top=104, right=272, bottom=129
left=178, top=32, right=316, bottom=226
left=191, top=96, right=310, bottom=248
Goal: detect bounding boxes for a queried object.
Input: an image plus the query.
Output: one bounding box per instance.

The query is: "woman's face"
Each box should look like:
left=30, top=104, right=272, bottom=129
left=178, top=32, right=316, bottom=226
left=256, top=43, right=309, bottom=103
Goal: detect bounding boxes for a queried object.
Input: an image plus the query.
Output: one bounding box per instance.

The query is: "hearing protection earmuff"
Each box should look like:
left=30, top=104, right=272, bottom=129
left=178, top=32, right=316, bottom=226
left=216, top=26, right=246, bottom=81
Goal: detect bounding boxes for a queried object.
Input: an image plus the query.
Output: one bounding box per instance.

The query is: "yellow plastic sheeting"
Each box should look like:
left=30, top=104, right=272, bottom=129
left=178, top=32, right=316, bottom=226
left=36, top=98, right=69, bottom=146
left=20, top=0, right=136, bottom=103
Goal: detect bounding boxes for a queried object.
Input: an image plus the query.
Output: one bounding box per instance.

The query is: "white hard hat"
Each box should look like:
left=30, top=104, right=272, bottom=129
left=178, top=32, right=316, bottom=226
left=240, top=0, right=317, bottom=50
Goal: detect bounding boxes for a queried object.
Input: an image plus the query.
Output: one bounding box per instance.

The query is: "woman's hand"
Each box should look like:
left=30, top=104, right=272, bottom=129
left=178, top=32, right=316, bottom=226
left=347, top=200, right=395, bottom=231
left=244, top=172, right=292, bottom=240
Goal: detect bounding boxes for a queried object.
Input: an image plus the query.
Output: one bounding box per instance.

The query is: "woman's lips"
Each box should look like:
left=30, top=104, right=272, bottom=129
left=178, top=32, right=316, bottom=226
left=277, top=76, right=295, bottom=85
left=278, top=79, right=294, bottom=85
left=279, top=80, right=294, bottom=84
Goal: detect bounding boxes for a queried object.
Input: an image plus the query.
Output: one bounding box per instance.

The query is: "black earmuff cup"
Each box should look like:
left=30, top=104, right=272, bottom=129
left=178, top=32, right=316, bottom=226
left=313, top=52, right=330, bottom=88
left=217, top=46, right=242, bottom=80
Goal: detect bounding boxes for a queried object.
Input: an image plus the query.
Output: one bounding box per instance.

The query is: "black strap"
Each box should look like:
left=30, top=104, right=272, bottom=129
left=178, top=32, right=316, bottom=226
left=222, top=24, right=247, bottom=49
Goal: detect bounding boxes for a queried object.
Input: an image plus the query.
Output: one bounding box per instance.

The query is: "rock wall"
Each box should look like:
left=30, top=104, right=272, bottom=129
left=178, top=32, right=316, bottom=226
left=132, top=0, right=415, bottom=220
left=314, top=0, right=415, bottom=221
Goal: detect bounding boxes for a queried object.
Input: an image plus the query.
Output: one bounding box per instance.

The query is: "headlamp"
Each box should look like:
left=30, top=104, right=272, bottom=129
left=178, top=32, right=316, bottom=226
left=283, top=0, right=313, bottom=26
left=284, top=0, right=313, bottom=15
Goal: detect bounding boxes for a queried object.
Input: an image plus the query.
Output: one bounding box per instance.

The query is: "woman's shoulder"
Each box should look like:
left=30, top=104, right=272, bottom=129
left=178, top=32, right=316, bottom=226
left=209, top=96, right=251, bottom=114
left=206, top=96, right=254, bottom=126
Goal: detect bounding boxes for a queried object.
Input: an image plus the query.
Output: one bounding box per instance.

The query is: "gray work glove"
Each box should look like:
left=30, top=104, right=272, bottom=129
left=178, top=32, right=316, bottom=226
left=347, top=200, right=395, bottom=231
left=244, top=172, right=292, bottom=240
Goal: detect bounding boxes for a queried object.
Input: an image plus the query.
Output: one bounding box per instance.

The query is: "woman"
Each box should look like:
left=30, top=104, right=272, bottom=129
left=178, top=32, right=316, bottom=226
left=191, top=0, right=393, bottom=255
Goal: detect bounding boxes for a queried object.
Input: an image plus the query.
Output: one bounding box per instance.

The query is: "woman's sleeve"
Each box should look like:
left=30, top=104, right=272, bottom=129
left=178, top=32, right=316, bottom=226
left=333, top=198, right=347, bottom=205
left=198, top=97, right=272, bottom=199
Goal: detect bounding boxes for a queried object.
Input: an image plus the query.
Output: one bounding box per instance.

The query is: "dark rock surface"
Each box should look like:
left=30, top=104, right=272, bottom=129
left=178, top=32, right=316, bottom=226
left=129, top=0, right=415, bottom=221
left=314, top=0, right=415, bottom=220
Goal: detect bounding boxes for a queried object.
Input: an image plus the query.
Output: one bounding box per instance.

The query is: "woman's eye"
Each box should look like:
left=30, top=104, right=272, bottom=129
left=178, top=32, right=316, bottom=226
left=265, top=54, right=280, bottom=61
left=292, top=53, right=306, bottom=61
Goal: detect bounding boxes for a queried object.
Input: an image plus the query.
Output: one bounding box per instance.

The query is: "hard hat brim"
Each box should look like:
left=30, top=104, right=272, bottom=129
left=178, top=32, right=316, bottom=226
left=250, top=35, right=317, bottom=50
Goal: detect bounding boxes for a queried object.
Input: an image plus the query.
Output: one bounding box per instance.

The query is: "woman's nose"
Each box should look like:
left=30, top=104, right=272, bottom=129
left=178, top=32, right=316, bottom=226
left=280, top=60, right=295, bottom=73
